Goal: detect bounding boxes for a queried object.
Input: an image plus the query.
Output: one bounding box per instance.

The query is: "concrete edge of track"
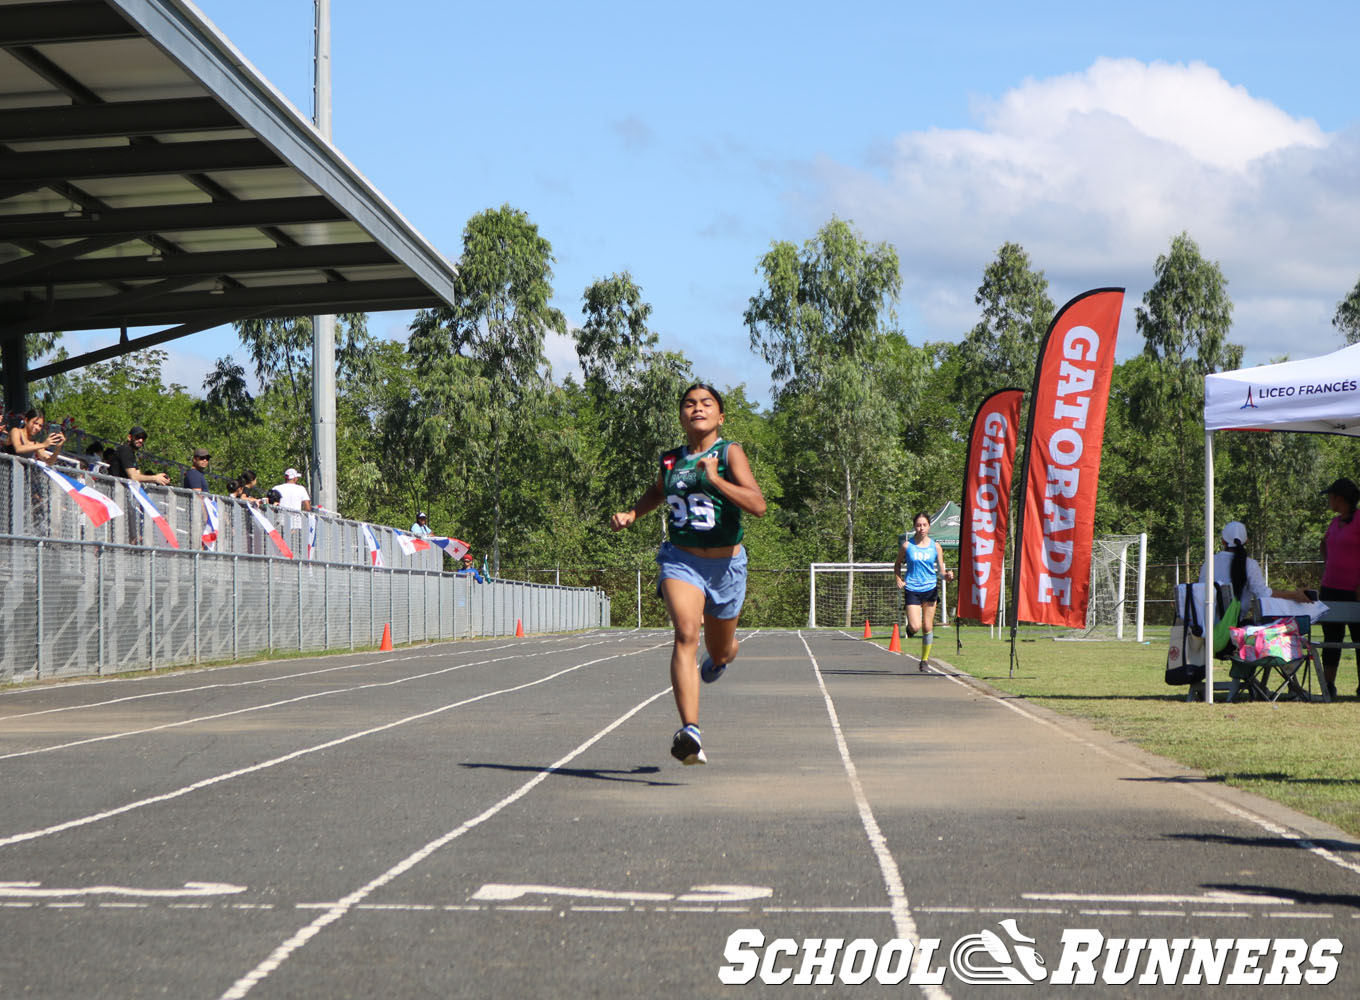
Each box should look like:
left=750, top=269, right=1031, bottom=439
left=921, top=648, right=1359, bottom=849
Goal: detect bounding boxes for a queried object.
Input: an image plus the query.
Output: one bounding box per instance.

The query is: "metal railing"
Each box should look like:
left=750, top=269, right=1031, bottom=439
left=3, top=450, right=444, bottom=570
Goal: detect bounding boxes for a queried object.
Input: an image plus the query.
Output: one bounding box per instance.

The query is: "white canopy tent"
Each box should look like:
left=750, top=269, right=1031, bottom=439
left=1201, top=342, right=1360, bottom=701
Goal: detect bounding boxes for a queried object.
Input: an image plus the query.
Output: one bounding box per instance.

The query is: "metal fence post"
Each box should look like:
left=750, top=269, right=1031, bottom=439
left=35, top=539, right=44, bottom=679
left=96, top=543, right=105, bottom=675
left=266, top=551, right=274, bottom=653
left=148, top=549, right=157, bottom=671
left=297, top=557, right=304, bottom=653
left=232, top=554, right=239, bottom=660
left=193, top=550, right=201, bottom=664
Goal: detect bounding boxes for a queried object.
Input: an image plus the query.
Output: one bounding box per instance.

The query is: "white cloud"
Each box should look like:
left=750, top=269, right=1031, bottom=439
left=797, top=58, right=1360, bottom=363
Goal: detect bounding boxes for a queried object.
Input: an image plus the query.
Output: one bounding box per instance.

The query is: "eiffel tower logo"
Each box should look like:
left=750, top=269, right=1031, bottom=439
left=1241, top=386, right=1258, bottom=410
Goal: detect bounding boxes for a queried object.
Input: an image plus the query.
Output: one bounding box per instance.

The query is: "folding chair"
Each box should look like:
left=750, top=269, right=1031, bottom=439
left=1254, top=616, right=1329, bottom=702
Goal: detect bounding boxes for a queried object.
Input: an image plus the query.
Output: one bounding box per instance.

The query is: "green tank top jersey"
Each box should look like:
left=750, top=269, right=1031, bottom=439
left=660, top=439, right=743, bottom=548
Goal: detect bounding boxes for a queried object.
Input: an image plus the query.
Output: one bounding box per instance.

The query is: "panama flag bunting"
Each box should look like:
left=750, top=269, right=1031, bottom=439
left=126, top=481, right=179, bottom=548
left=307, top=513, right=318, bottom=560
left=39, top=465, right=122, bottom=526
left=362, top=523, right=384, bottom=567
left=201, top=495, right=220, bottom=551
left=248, top=504, right=294, bottom=559
left=429, top=536, right=470, bottom=561
left=395, top=532, right=432, bottom=557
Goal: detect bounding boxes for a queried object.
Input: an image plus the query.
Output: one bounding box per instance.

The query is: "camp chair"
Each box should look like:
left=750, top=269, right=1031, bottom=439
left=1251, top=616, right=1329, bottom=703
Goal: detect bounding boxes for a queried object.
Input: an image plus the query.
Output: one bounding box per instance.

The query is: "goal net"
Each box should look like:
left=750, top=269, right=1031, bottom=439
left=808, top=562, right=951, bottom=630
left=1056, top=533, right=1147, bottom=641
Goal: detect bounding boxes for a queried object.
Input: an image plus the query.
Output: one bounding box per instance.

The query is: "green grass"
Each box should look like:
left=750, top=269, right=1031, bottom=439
left=869, top=624, right=1360, bottom=837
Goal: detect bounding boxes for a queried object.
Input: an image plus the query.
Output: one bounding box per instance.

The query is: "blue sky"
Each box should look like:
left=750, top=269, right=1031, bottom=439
left=124, top=0, right=1360, bottom=406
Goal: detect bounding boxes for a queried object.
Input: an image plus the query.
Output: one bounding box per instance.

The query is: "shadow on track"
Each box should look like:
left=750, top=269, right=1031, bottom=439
left=460, top=762, right=680, bottom=786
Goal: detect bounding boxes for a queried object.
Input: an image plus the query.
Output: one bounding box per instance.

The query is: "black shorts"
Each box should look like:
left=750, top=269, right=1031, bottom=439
left=903, top=586, right=939, bottom=607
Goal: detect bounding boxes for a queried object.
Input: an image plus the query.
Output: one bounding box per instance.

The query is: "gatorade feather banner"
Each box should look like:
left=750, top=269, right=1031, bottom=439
left=1012, top=288, right=1124, bottom=628
left=957, top=388, right=1023, bottom=625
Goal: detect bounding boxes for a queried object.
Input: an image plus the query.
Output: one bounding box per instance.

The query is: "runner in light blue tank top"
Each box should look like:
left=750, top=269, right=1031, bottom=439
left=893, top=511, right=956, bottom=671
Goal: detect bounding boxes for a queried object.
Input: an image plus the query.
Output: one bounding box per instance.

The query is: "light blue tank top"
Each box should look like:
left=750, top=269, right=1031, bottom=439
left=903, top=537, right=938, bottom=592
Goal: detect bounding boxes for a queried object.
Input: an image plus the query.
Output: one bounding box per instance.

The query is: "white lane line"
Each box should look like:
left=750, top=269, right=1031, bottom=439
left=0, top=631, right=621, bottom=722
left=0, top=643, right=530, bottom=721
left=798, top=630, right=951, bottom=1000
left=0, top=638, right=625, bottom=760
left=0, top=642, right=669, bottom=849
left=887, top=644, right=1360, bottom=882
left=216, top=684, right=675, bottom=1000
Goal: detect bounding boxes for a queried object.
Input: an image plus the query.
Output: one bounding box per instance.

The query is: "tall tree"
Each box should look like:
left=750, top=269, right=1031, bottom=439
left=1334, top=276, right=1360, bottom=345
left=954, top=241, right=1055, bottom=414
left=1133, top=231, right=1240, bottom=572
left=745, top=218, right=905, bottom=621
left=408, top=205, right=566, bottom=571
left=576, top=272, right=692, bottom=538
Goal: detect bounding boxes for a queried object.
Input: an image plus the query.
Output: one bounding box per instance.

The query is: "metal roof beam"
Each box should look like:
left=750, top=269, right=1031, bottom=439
left=0, top=277, right=436, bottom=331
left=0, top=138, right=281, bottom=186
left=0, top=234, right=137, bottom=282
left=25, top=308, right=259, bottom=381
left=0, top=97, right=238, bottom=142
left=0, top=195, right=345, bottom=241
left=4, top=273, right=204, bottom=336
left=0, top=241, right=393, bottom=286
left=0, top=2, right=138, bottom=46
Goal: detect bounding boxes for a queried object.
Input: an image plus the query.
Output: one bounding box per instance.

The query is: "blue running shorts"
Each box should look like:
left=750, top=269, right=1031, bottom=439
left=656, top=541, right=748, bottom=619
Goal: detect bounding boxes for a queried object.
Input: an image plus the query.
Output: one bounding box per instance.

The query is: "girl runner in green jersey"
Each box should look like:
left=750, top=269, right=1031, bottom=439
left=610, top=383, right=766, bottom=765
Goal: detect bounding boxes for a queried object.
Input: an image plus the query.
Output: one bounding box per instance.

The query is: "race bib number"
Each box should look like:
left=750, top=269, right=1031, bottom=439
left=667, top=494, right=716, bottom=531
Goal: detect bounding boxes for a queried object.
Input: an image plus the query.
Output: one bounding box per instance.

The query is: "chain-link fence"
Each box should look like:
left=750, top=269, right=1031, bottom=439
left=1, top=535, right=611, bottom=684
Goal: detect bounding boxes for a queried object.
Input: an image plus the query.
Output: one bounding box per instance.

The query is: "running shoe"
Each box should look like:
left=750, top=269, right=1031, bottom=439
left=699, top=655, right=727, bottom=684
left=918, top=659, right=928, bottom=673
left=670, top=724, right=707, bottom=765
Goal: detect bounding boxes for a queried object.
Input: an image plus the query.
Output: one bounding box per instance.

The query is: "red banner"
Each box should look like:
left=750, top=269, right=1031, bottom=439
left=957, top=388, right=1023, bottom=625
left=1014, top=288, right=1124, bottom=627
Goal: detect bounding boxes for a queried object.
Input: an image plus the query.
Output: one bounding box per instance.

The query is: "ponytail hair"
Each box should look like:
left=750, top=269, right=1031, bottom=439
left=1228, top=541, right=1248, bottom=601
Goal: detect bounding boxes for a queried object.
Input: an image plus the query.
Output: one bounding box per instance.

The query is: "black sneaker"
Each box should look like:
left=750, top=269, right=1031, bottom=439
left=670, top=724, right=707, bottom=765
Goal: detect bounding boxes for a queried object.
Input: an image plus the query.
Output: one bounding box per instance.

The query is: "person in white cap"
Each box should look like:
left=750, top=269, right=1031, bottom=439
left=1199, top=520, right=1308, bottom=626
left=271, top=467, right=312, bottom=513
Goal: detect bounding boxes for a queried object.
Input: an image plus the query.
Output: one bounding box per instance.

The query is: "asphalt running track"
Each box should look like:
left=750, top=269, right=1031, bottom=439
left=1, top=629, right=1358, bottom=999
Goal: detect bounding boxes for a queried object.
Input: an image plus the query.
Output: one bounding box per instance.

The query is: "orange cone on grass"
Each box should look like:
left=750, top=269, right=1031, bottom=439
left=515, top=619, right=525, bottom=638
left=380, top=623, right=393, bottom=651
left=863, top=619, right=871, bottom=639
left=888, top=623, right=901, bottom=653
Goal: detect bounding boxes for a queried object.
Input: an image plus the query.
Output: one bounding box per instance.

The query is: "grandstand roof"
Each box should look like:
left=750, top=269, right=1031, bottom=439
left=0, top=0, right=458, bottom=385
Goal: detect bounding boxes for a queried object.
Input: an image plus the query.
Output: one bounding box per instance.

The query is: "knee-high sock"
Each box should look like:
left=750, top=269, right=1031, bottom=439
left=921, top=633, right=933, bottom=662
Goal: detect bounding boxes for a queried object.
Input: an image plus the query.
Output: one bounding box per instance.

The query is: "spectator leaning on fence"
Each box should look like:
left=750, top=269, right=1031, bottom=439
left=411, top=512, right=432, bottom=537
left=184, top=448, right=211, bottom=491
left=272, top=468, right=311, bottom=512
left=457, top=553, right=484, bottom=583
left=4, top=409, right=65, bottom=464
left=105, top=426, right=169, bottom=486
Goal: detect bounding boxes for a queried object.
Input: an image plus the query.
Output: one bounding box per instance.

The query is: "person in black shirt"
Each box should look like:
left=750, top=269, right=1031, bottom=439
left=105, top=426, right=170, bottom=486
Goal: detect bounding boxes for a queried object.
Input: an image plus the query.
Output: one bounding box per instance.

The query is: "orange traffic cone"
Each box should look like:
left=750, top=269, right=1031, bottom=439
left=888, top=623, right=901, bottom=653
left=379, top=623, right=394, bottom=651
left=515, top=619, right=525, bottom=638
left=863, top=619, right=871, bottom=639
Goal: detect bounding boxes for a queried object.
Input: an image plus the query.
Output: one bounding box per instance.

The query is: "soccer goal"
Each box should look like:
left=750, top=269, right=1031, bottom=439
left=808, top=562, right=948, bottom=629
left=1058, top=533, right=1147, bottom=641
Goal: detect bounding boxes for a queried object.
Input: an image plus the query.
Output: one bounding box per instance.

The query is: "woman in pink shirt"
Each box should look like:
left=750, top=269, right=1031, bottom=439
left=1319, top=477, right=1360, bottom=699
